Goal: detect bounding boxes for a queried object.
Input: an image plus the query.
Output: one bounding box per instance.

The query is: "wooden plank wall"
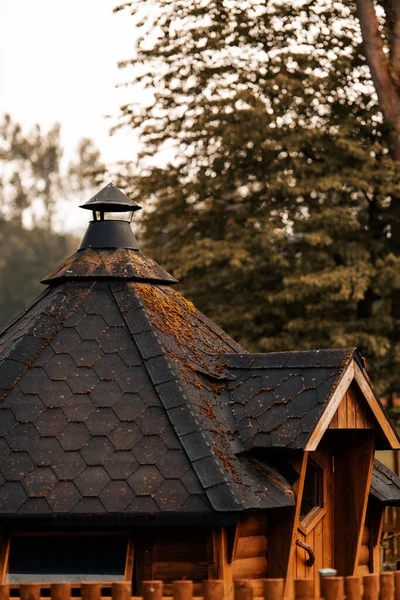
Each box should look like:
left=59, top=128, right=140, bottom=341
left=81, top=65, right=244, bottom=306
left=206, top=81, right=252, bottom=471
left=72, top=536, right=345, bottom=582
left=151, top=532, right=209, bottom=596
left=329, top=384, right=375, bottom=430
left=232, top=514, right=267, bottom=596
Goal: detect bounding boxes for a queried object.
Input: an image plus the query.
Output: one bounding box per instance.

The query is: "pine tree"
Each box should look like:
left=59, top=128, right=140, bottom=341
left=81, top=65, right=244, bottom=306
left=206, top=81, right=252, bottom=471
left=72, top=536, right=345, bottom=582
left=115, top=0, right=400, bottom=395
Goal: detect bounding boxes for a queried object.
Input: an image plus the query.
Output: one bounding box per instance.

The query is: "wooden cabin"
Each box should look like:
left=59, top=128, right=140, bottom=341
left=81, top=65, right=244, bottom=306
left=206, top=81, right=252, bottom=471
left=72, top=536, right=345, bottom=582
left=0, top=183, right=399, bottom=596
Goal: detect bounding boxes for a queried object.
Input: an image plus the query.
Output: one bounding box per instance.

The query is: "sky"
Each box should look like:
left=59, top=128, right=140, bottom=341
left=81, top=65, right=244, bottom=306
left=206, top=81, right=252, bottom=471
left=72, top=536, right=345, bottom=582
left=0, top=0, right=140, bottom=232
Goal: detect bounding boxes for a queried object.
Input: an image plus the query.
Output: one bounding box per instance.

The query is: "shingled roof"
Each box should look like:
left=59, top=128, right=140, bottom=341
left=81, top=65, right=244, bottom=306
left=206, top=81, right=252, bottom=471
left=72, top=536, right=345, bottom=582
left=371, top=459, right=400, bottom=506
left=0, top=184, right=397, bottom=522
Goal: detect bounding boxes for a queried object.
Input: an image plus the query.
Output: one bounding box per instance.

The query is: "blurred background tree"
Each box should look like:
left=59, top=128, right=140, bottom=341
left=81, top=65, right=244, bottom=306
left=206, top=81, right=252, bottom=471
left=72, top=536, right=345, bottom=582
left=0, top=114, right=105, bottom=327
left=113, top=0, right=400, bottom=395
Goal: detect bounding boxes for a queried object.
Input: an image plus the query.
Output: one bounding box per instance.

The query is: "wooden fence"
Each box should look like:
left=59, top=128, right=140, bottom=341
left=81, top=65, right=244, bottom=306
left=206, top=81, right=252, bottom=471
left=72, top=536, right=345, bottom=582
left=2, top=575, right=400, bottom=600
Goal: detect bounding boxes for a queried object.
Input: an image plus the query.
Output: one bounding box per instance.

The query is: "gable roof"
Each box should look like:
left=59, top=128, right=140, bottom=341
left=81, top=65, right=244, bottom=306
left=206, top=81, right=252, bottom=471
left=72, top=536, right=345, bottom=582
left=203, top=350, right=399, bottom=451
left=371, top=459, right=400, bottom=505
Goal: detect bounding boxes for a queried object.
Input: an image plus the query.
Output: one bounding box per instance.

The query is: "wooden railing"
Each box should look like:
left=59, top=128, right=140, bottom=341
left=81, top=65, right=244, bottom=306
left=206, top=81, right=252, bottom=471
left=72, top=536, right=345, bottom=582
left=2, top=575, right=400, bottom=600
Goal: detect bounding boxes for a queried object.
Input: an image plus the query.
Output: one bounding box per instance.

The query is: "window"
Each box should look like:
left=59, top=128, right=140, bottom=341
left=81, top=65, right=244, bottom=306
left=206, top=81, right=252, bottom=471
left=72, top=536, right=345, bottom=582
left=300, top=460, right=322, bottom=522
left=6, top=534, right=128, bottom=583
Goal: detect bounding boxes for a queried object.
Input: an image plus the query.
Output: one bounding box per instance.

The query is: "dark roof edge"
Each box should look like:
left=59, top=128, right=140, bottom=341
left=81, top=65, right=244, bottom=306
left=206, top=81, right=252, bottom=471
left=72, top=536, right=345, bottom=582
left=110, top=284, right=243, bottom=513
left=370, top=458, right=400, bottom=506
left=0, top=287, right=52, bottom=340
left=0, top=511, right=242, bottom=530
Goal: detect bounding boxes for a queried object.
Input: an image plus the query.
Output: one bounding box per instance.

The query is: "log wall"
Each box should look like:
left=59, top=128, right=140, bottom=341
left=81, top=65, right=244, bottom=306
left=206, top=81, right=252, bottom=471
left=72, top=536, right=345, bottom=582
left=232, top=514, right=267, bottom=596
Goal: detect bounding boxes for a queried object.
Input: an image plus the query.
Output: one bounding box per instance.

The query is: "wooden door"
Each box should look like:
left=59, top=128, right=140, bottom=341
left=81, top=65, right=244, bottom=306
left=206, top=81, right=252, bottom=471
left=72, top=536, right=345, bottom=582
left=294, top=449, right=334, bottom=586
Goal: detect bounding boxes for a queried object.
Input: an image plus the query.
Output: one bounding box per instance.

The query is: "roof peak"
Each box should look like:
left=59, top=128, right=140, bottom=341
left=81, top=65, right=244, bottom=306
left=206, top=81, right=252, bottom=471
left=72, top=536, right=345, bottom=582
left=80, top=182, right=141, bottom=213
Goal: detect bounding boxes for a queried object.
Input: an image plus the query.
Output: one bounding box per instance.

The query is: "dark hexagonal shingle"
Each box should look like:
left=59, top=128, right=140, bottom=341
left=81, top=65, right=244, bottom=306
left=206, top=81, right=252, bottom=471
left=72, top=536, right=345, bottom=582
left=40, top=381, right=72, bottom=408
left=100, top=481, right=134, bottom=511
left=68, top=368, right=99, bottom=394
left=62, top=395, right=95, bottom=422
left=126, top=496, right=160, bottom=513
left=154, top=480, right=189, bottom=511
left=51, top=328, right=80, bottom=354
left=0, top=409, right=16, bottom=435
left=45, top=354, right=75, bottom=380
left=116, top=367, right=150, bottom=394
left=28, top=437, right=63, bottom=466
left=136, top=407, right=168, bottom=436
left=90, top=380, right=122, bottom=407
left=7, top=423, right=39, bottom=451
left=47, top=481, right=81, bottom=512
left=76, top=315, right=108, bottom=341
left=109, top=423, right=142, bottom=451
left=113, top=394, right=145, bottom=422
left=18, top=497, right=52, bottom=514
left=128, top=466, right=163, bottom=496
left=181, top=469, right=204, bottom=495
left=104, top=451, right=138, bottom=480
left=85, top=408, right=119, bottom=436
left=19, top=367, right=50, bottom=393
left=93, top=354, right=125, bottom=380
left=81, top=437, right=114, bottom=465
left=59, top=422, right=90, bottom=451
left=0, top=482, right=28, bottom=512
left=1, top=452, right=33, bottom=481
left=133, top=436, right=166, bottom=465
left=51, top=452, right=86, bottom=480
left=0, top=438, right=11, bottom=461
left=98, top=327, right=130, bottom=353
left=75, top=466, right=110, bottom=496
left=34, top=409, right=67, bottom=436
left=23, top=467, right=57, bottom=497
left=71, top=341, right=102, bottom=367
left=11, top=395, right=45, bottom=423
left=158, top=450, right=191, bottom=479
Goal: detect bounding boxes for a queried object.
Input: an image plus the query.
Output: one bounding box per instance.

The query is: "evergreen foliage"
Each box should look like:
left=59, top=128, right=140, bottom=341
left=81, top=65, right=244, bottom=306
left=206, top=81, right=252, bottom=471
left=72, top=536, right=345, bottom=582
left=115, top=0, right=400, bottom=394
left=0, top=115, right=105, bottom=327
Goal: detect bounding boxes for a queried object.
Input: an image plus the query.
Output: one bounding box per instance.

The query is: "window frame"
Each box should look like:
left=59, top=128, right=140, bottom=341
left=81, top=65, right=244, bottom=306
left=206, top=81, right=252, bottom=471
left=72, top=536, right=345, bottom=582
left=297, top=458, right=326, bottom=536
left=2, top=531, right=133, bottom=585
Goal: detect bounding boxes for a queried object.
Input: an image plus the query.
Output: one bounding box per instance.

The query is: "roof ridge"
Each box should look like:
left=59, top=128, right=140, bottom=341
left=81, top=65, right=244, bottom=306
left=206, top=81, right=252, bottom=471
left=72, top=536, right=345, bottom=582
left=111, top=283, right=243, bottom=512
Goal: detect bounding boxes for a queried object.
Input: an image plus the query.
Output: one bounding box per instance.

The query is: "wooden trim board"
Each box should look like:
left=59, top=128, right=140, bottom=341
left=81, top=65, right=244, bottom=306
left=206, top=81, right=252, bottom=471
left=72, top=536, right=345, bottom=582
left=306, top=360, right=400, bottom=450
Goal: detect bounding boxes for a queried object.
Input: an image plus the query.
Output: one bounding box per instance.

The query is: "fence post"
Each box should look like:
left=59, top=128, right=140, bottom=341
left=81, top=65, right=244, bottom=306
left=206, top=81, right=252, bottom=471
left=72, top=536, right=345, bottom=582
left=395, top=572, right=400, bottom=600
left=321, top=577, right=344, bottom=600
left=380, top=573, right=395, bottom=600
left=234, top=580, right=254, bottom=600
left=142, top=581, right=163, bottom=600
left=364, top=575, right=380, bottom=600
left=345, top=576, right=362, bottom=600
left=172, top=581, right=193, bottom=600
left=20, top=584, right=41, bottom=600
left=51, top=583, right=71, bottom=600
left=264, top=578, right=284, bottom=600
left=294, top=579, right=314, bottom=599
left=81, top=583, right=102, bottom=600
left=112, top=582, right=132, bottom=600
left=0, top=584, right=9, bottom=600
left=203, top=580, right=224, bottom=600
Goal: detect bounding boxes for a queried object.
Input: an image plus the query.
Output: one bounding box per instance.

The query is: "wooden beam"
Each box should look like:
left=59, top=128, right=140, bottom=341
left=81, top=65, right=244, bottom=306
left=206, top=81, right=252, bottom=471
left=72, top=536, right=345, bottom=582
left=306, top=363, right=354, bottom=451
left=212, top=527, right=233, bottom=597
left=353, top=363, right=400, bottom=449
left=0, top=536, right=9, bottom=584
left=124, top=537, right=134, bottom=583
left=283, top=452, right=309, bottom=599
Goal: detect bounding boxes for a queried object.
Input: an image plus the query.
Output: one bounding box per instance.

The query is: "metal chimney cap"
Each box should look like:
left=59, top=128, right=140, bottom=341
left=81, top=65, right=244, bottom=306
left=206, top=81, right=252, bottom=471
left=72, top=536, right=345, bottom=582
left=80, top=182, right=141, bottom=213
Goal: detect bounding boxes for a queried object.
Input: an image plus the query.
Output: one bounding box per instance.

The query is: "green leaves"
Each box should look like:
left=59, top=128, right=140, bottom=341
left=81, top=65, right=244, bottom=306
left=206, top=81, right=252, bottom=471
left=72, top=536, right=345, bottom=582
left=115, top=0, right=400, bottom=394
